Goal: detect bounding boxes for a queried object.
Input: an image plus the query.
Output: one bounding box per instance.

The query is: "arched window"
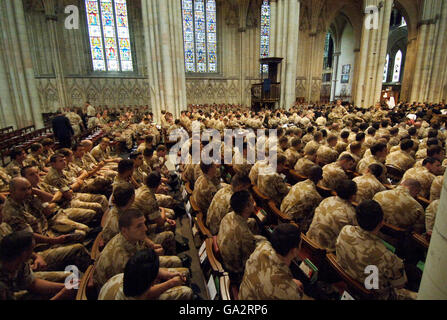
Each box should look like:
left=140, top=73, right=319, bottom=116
left=323, top=33, right=333, bottom=69
left=383, top=54, right=389, bottom=83
left=181, top=0, right=217, bottom=73
left=260, top=0, right=270, bottom=73
left=85, top=0, right=133, bottom=72
left=392, top=50, right=402, bottom=83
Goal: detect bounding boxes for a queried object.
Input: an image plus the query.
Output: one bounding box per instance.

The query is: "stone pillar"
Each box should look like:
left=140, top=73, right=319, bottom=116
left=0, top=0, right=44, bottom=129
left=418, top=173, right=447, bottom=299
left=354, top=0, right=392, bottom=108
left=330, top=51, right=340, bottom=102
left=142, top=0, right=186, bottom=123
left=42, top=0, right=67, bottom=109
left=269, top=0, right=300, bottom=110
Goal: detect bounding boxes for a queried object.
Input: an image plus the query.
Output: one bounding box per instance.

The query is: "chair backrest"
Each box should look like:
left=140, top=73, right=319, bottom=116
left=91, top=232, right=104, bottom=261
left=267, top=200, right=292, bottom=224
left=189, top=195, right=201, bottom=215
left=251, top=185, right=270, bottom=207
left=326, top=253, right=376, bottom=300
left=76, top=265, right=97, bottom=300
left=287, top=169, right=307, bottom=184
left=386, top=165, right=404, bottom=183
left=380, top=222, right=407, bottom=241
left=185, top=182, right=194, bottom=195
left=316, top=183, right=336, bottom=198
left=411, top=232, right=429, bottom=251
left=195, top=212, right=212, bottom=239
left=299, top=233, right=327, bottom=270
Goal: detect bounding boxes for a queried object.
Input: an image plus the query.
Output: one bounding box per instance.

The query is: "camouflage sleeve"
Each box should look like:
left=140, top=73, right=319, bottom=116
left=275, top=175, right=290, bottom=196
left=5, top=215, right=34, bottom=233
left=425, top=201, right=438, bottom=233
left=382, top=251, right=407, bottom=288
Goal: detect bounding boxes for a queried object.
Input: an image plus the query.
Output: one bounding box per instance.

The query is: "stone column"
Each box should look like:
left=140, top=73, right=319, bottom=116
left=354, top=0, right=392, bottom=108
left=0, top=0, right=43, bottom=129
left=418, top=173, right=447, bottom=299
left=42, top=0, right=67, bottom=109
left=141, top=0, right=186, bottom=123
left=330, top=51, right=340, bottom=102
left=269, top=0, right=300, bottom=109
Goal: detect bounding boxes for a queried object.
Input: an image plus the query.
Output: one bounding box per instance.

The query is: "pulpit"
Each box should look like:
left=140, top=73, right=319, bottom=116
left=251, top=57, right=283, bottom=111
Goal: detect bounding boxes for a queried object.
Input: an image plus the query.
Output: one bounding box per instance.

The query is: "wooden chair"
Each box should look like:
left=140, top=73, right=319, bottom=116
left=316, top=183, right=336, bottom=198
left=298, top=233, right=327, bottom=274
left=326, top=253, right=376, bottom=300
left=251, top=185, right=270, bottom=207
left=185, top=182, right=194, bottom=195
left=411, top=232, right=430, bottom=251
left=189, top=195, right=201, bottom=215
left=76, top=265, right=98, bottom=300
left=379, top=222, right=408, bottom=252
left=417, top=196, right=431, bottom=209
left=195, top=212, right=212, bottom=239
left=91, top=232, right=104, bottom=261
left=287, top=169, right=307, bottom=184
left=386, top=165, right=404, bottom=184
left=267, top=200, right=292, bottom=224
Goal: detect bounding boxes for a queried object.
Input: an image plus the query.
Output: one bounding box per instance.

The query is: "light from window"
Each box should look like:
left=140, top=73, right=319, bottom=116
left=182, top=0, right=217, bottom=73
left=260, top=0, right=270, bottom=74
left=392, top=50, right=402, bottom=82
left=383, top=54, right=389, bottom=83
left=85, top=0, right=133, bottom=72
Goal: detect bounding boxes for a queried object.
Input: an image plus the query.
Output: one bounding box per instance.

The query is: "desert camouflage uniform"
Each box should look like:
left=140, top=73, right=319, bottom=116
left=66, top=112, right=83, bottom=136
left=206, top=185, right=233, bottom=236
left=249, top=160, right=268, bottom=185
left=0, top=261, right=35, bottom=300
left=0, top=168, right=11, bottom=193
left=294, top=156, right=316, bottom=178
left=402, top=166, right=435, bottom=199
left=93, top=233, right=186, bottom=290
left=357, top=155, right=387, bottom=182
left=132, top=185, right=176, bottom=254
left=239, top=241, right=302, bottom=300
left=425, top=199, right=439, bottom=234
left=373, top=186, right=425, bottom=233
left=385, top=150, right=415, bottom=172
left=280, top=179, right=322, bottom=232
left=430, top=175, right=443, bottom=201
left=352, top=173, right=386, bottom=203
left=257, top=170, right=290, bottom=207
left=316, top=146, right=339, bottom=166
left=65, top=161, right=111, bottom=195
left=23, top=153, right=46, bottom=172
left=321, top=162, right=348, bottom=191
left=217, top=212, right=266, bottom=276
left=98, top=273, right=193, bottom=300
left=284, top=148, right=301, bottom=168
left=132, top=167, right=147, bottom=186
left=306, top=196, right=357, bottom=252
left=336, top=225, right=415, bottom=300
left=335, top=141, right=348, bottom=154
left=5, top=160, right=22, bottom=178
left=44, top=167, right=107, bottom=216
left=191, top=174, right=220, bottom=214
left=102, top=206, right=122, bottom=245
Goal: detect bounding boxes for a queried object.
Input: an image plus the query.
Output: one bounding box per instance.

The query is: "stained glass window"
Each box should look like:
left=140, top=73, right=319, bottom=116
left=392, top=50, right=402, bottom=83
left=181, top=0, right=217, bottom=73
left=260, top=0, right=270, bottom=74
left=85, top=0, right=133, bottom=72
left=383, top=54, right=389, bottom=83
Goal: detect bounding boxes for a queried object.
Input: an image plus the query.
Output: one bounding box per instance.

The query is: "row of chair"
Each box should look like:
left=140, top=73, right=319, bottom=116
left=0, top=126, right=13, bottom=135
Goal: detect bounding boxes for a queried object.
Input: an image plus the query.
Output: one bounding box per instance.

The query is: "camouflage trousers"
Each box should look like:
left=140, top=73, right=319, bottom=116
left=81, top=177, right=113, bottom=195
left=50, top=209, right=94, bottom=234
left=159, top=256, right=183, bottom=268
left=72, top=193, right=108, bottom=215
left=36, top=243, right=91, bottom=273
left=158, top=286, right=193, bottom=300
left=149, top=230, right=176, bottom=255
left=156, top=194, right=175, bottom=209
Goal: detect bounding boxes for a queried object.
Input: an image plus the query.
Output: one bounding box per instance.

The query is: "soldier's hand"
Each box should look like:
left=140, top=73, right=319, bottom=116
left=153, top=244, right=164, bottom=255
left=169, top=275, right=186, bottom=287
left=31, top=254, right=47, bottom=271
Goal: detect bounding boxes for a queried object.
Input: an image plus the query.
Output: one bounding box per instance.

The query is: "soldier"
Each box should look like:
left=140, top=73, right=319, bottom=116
left=0, top=168, right=11, bottom=194
left=336, top=200, right=417, bottom=300
left=402, top=157, right=442, bottom=199
left=5, top=147, right=26, bottom=178
left=385, top=139, right=416, bottom=172
left=137, top=135, right=154, bottom=154
left=217, top=191, right=267, bottom=282
left=93, top=209, right=188, bottom=290
left=66, top=108, right=84, bottom=136
left=191, top=162, right=221, bottom=214
left=41, top=138, right=55, bottom=163
left=98, top=249, right=193, bottom=300
left=257, top=155, right=290, bottom=207
left=430, top=174, right=443, bottom=201
left=2, top=178, right=91, bottom=272
left=0, top=231, right=76, bottom=300
left=113, top=159, right=139, bottom=192
left=130, top=151, right=146, bottom=187
left=294, top=144, right=318, bottom=177
left=131, top=172, right=177, bottom=255
left=321, top=154, right=355, bottom=191
left=315, top=145, right=339, bottom=167
left=239, top=223, right=304, bottom=300
left=352, top=164, right=386, bottom=203
left=44, top=154, right=108, bottom=217
left=280, top=165, right=323, bottom=232
left=284, top=138, right=302, bottom=168
left=357, top=142, right=388, bottom=182
left=307, top=179, right=358, bottom=252
left=373, top=179, right=425, bottom=233
left=90, top=138, right=121, bottom=166
left=24, top=143, right=48, bottom=173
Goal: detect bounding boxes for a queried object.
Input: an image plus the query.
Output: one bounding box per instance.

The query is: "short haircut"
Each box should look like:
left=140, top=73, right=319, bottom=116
left=20, top=165, right=35, bottom=178
left=339, top=153, right=354, bottom=163
left=423, top=157, right=440, bottom=166
left=49, top=153, right=64, bottom=163
left=30, top=143, right=42, bottom=153
left=277, top=154, right=287, bottom=165
left=113, top=185, right=135, bottom=207
left=427, top=145, right=442, bottom=157
left=335, top=179, right=357, bottom=200
left=101, top=137, right=110, bottom=144
left=327, top=135, right=338, bottom=143
left=400, top=139, right=414, bottom=151
left=145, top=172, right=161, bottom=189
left=0, top=231, right=34, bottom=261
left=230, top=190, right=251, bottom=215
left=340, top=131, right=350, bottom=139
left=118, top=159, right=135, bottom=174
left=367, top=127, right=376, bottom=135
left=428, top=129, right=438, bottom=138
left=129, top=151, right=142, bottom=160
left=231, top=173, right=251, bottom=189
left=72, top=143, right=82, bottom=152
left=427, top=138, right=439, bottom=147
left=380, top=120, right=389, bottom=128
left=41, top=138, right=54, bottom=147
left=408, top=127, right=417, bottom=135
left=356, top=132, right=366, bottom=142
left=308, top=165, right=323, bottom=182
left=356, top=200, right=384, bottom=231
left=370, top=142, right=387, bottom=156
left=291, top=138, right=301, bottom=147
left=200, top=162, right=214, bottom=174
left=389, top=127, right=398, bottom=135
left=270, top=224, right=301, bottom=256
left=58, top=148, right=72, bottom=157
left=401, top=178, right=421, bottom=191
left=350, top=141, right=362, bottom=153
left=368, top=163, right=383, bottom=179
left=279, top=136, right=289, bottom=145
left=156, top=145, right=167, bottom=153
left=143, top=148, right=154, bottom=157
left=123, top=249, right=160, bottom=297
left=118, top=208, right=143, bottom=230
left=9, top=148, right=24, bottom=160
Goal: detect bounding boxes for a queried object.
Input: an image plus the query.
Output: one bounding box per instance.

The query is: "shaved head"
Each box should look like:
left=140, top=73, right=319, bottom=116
left=9, top=177, right=30, bottom=192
